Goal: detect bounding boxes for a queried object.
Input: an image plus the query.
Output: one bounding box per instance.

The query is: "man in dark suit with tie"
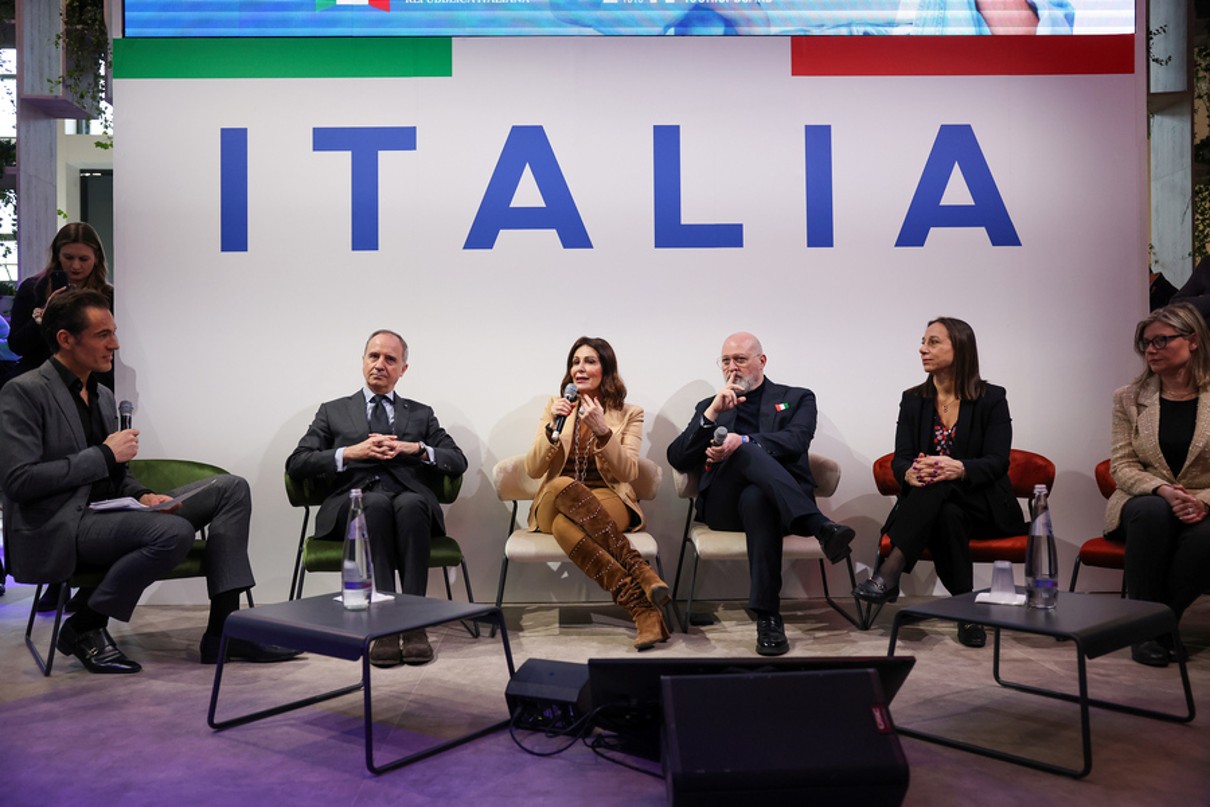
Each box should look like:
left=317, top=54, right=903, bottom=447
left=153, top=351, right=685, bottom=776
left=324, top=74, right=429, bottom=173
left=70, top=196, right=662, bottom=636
left=286, top=329, right=467, bottom=667
left=667, top=331, right=855, bottom=657
left=0, top=289, right=297, bottom=673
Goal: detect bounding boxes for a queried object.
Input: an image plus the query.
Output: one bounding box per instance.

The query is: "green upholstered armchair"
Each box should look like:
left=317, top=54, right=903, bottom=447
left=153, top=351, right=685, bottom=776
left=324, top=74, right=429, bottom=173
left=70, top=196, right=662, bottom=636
left=23, top=459, right=244, bottom=675
left=283, top=471, right=476, bottom=635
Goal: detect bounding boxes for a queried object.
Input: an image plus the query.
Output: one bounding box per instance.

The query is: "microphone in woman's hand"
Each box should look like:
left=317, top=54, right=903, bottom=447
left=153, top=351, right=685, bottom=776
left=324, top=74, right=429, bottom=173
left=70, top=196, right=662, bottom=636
left=551, top=382, right=579, bottom=439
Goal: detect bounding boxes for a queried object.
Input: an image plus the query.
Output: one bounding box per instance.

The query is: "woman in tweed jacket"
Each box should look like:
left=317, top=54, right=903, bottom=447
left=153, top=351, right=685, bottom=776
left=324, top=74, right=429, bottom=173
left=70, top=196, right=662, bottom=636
left=1107, top=303, right=1210, bottom=667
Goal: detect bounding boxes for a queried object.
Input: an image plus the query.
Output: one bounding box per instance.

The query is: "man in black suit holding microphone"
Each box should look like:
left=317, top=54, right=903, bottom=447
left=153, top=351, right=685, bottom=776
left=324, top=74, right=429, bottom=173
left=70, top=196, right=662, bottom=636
left=667, top=331, right=854, bottom=656
left=287, top=329, right=467, bottom=667
left=0, top=289, right=296, bottom=673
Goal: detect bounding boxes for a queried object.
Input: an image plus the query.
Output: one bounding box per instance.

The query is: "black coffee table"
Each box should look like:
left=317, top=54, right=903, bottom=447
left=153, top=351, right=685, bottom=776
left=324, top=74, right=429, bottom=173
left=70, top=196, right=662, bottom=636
left=887, top=589, right=1195, bottom=778
left=207, top=593, right=514, bottom=774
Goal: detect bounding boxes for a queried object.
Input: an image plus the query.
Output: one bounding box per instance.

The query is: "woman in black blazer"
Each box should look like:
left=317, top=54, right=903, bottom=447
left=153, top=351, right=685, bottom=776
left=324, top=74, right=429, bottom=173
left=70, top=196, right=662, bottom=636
left=854, top=317, right=1025, bottom=647
left=6, top=222, right=114, bottom=391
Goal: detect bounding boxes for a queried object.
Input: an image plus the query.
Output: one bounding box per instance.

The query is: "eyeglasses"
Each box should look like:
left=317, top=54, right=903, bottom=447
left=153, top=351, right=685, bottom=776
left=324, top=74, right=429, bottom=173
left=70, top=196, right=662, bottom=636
left=1137, top=333, right=1188, bottom=352
left=717, top=354, right=753, bottom=369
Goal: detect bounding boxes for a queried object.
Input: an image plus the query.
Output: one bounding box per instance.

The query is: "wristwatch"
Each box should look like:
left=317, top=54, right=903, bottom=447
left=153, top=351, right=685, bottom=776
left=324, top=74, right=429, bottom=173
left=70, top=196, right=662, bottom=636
left=416, top=441, right=428, bottom=456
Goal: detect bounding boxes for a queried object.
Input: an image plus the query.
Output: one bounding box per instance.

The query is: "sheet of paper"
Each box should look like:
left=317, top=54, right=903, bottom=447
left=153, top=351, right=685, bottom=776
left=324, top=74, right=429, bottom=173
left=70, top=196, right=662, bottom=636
left=88, top=477, right=218, bottom=512
left=975, top=592, right=1027, bottom=607
left=332, top=591, right=396, bottom=603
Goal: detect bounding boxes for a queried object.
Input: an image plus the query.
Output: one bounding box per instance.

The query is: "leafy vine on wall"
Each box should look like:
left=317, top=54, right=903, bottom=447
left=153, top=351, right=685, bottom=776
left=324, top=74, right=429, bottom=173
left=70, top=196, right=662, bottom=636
left=1194, top=43, right=1210, bottom=262
left=52, top=0, right=111, bottom=146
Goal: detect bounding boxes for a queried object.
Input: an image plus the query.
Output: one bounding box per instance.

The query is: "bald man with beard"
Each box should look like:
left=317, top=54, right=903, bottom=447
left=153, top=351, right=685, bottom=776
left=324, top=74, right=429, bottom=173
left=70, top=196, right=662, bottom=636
left=668, top=332, right=854, bottom=656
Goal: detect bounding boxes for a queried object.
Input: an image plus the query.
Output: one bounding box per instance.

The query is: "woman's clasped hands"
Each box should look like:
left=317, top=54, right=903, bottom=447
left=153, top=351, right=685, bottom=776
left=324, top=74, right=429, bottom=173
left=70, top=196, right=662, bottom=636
left=905, top=453, right=966, bottom=487
left=1158, top=483, right=1208, bottom=524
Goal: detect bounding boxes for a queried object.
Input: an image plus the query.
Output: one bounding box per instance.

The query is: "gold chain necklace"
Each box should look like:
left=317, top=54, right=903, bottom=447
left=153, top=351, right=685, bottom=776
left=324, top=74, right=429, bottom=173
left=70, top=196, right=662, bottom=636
left=572, top=408, right=590, bottom=482
left=1162, top=387, right=1198, bottom=401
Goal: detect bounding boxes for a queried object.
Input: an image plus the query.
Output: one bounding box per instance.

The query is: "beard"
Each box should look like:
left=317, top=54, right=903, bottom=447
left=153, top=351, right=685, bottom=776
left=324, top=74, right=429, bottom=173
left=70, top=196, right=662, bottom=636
left=730, top=371, right=756, bottom=393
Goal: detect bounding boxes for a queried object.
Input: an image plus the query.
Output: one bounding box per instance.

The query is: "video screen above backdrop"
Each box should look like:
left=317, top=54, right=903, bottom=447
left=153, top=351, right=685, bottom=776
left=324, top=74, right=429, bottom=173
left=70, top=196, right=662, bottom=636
left=124, top=0, right=1130, bottom=38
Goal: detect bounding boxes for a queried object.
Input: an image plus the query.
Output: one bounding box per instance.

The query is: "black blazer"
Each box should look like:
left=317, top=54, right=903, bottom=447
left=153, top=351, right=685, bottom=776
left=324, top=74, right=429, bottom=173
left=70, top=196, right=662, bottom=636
left=0, top=361, right=145, bottom=581
left=667, top=378, right=817, bottom=495
left=884, top=383, right=1024, bottom=536
left=285, top=391, right=467, bottom=539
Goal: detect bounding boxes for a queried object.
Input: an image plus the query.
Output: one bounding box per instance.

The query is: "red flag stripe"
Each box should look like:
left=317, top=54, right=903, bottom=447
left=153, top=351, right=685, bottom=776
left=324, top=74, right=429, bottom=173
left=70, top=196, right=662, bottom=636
left=791, top=34, right=1133, bottom=76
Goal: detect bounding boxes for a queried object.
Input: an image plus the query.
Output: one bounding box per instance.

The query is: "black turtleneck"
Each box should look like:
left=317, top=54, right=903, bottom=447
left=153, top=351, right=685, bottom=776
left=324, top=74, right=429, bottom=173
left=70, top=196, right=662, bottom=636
left=735, top=381, right=765, bottom=436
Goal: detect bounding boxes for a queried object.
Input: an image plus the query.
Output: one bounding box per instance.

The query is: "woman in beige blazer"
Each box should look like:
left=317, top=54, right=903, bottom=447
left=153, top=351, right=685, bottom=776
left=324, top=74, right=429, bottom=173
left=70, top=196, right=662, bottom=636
left=1107, top=303, right=1210, bottom=667
left=525, top=336, right=669, bottom=650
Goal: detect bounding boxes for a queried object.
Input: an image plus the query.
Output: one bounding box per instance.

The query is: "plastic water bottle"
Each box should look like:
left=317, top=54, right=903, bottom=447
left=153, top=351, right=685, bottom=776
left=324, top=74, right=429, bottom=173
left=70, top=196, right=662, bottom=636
left=1025, top=484, right=1058, bottom=610
left=342, top=488, right=374, bottom=610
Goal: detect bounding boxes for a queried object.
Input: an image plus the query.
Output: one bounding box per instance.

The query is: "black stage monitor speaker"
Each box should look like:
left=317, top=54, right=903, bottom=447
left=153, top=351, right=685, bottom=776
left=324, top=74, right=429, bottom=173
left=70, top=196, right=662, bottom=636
left=504, top=658, right=591, bottom=732
left=661, top=669, right=909, bottom=807
left=586, top=655, right=914, bottom=762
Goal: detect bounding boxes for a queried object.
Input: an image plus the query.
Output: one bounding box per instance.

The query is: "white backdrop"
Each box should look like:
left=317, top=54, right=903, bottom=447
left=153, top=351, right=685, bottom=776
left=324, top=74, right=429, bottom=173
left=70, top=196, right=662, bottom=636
left=112, top=36, right=1146, bottom=605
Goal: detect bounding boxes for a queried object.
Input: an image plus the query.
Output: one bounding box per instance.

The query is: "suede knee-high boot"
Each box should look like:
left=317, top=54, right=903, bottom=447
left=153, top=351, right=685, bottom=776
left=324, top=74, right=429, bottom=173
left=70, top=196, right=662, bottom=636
left=554, top=481, right=671, bottom=607
left=566, top=536, right=669, bottom=650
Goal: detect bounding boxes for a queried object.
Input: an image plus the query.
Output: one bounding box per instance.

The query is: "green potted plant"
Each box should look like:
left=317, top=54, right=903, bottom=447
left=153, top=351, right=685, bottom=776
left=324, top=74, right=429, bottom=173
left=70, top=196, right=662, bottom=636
left=53, top=0, right=110, bottom=122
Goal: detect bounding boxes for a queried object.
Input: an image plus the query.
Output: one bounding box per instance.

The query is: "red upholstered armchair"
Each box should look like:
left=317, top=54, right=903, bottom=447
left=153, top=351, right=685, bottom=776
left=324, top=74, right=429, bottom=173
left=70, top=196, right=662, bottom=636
left=860, top=449, right=1055, bottom=628
left=872, top=448, right=1055, bottom=562
left=1068, top=460, right=1126, bottom=595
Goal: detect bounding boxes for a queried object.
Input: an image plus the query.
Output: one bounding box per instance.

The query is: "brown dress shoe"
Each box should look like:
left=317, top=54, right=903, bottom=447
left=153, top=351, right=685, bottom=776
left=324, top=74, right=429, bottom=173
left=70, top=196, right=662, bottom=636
left=369, top=635, right=402, bottom=668
left=401, top=629, right=434, bottom=665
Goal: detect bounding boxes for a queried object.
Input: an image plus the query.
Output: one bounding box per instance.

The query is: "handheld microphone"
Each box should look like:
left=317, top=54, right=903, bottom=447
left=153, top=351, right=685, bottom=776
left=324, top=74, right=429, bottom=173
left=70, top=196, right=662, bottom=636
left=705, top=426, right=728, bottom=472
left=550, top=382, right=579, bottom=440
left=119, top=400, right=134, bottom=431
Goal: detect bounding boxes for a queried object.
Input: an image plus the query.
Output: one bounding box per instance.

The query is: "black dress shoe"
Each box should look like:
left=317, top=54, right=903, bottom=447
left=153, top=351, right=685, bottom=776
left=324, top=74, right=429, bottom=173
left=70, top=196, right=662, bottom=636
left=957, top=622, right=987, bottom=648
left=1154, top=634, right=1188, bottom=664
left=1131, top=640, right=1169, bottom=668
left=57, top=622, right=142, bottom=674
left=853, top=576, right=900, bottom=604
left=755, top=614, right=789, bottom=657
left=815, top=522, right=856, bottom=564
left=200, top=634, right=302, bottom=664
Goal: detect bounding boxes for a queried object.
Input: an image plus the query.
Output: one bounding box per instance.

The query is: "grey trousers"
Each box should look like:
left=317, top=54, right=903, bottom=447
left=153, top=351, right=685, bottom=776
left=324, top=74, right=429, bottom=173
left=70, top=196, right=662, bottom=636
left=76, top=474, right=256, bottom=621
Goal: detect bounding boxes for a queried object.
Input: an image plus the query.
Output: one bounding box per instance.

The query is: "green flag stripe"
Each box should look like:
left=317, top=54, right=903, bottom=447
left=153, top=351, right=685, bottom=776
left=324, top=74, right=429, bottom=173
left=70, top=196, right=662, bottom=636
left=113, top=38, right=452, bottom=79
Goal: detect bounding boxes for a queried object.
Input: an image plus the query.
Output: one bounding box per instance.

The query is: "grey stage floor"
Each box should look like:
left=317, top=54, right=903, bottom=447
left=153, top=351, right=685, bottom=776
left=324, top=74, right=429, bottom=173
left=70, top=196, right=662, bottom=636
left=2, top=583, right=1208, bottom=806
